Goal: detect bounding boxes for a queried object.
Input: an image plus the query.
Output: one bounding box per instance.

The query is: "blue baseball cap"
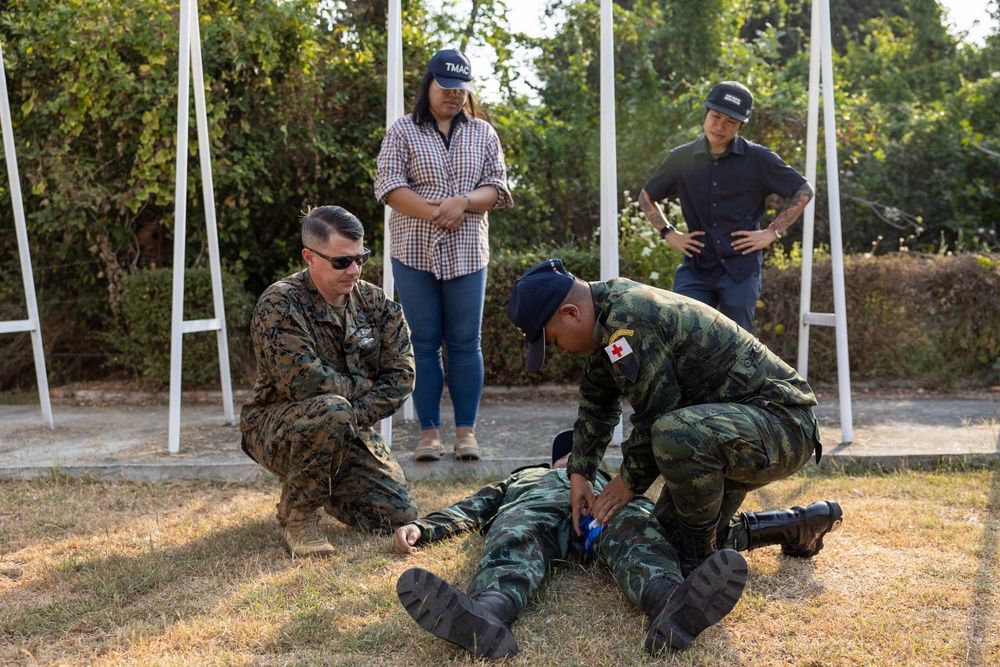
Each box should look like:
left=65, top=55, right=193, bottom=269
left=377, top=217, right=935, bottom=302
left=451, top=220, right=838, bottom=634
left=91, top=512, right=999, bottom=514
left=427, top=48, right=474, bottom=92
left=507, top=258, right=575, bottom=372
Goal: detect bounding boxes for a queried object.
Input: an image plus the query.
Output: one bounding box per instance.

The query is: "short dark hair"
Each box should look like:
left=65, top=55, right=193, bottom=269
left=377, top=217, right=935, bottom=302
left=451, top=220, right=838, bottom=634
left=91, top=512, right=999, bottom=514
left=300, top=206, right=364, bottom=248
left=411, top=71, right=491, bottom=125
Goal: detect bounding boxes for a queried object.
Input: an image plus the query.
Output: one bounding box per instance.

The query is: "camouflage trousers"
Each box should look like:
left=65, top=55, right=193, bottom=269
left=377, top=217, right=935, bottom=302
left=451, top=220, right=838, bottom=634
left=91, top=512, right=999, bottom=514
left=469, top=471, right=682, bottom=613
left=649, top=402, right=820, bottom=535
left=240, top=394, right=418, bottom=533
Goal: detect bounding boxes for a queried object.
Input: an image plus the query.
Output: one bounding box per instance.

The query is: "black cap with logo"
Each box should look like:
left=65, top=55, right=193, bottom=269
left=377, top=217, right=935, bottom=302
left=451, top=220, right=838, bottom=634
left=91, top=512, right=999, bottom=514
left=705, top=81, right=753, bottom=123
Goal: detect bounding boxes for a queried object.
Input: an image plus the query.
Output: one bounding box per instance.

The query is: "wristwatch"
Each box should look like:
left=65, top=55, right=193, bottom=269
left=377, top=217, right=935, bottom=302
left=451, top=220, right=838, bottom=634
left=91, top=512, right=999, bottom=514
left=659, top=224, right=675, bottom=239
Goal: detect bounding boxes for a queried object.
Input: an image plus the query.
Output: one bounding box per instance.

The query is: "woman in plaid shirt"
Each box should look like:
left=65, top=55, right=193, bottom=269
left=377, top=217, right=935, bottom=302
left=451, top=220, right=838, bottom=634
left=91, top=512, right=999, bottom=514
left=375, top=48, right=513, bottom=462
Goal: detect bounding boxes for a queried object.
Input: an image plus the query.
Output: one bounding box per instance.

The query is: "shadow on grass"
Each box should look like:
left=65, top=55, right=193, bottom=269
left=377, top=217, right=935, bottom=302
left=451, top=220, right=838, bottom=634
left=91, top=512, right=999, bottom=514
left=2, top=518, right=271, bottom=639
left=0, top=513, right=409, bottom=660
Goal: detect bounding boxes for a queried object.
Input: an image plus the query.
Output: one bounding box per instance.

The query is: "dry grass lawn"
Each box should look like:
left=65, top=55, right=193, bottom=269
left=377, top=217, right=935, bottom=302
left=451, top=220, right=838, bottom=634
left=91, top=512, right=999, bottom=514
left=1, top=463, right=998, bottom=666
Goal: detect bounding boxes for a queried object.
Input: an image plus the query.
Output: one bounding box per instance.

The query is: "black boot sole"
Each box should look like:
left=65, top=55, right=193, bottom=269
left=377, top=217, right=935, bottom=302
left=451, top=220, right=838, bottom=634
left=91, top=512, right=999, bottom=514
left=396, top=568, right=519, bottom=660
left=645, top=548, right=748, bottom=654
left=783, top=500, right=844, bottom=557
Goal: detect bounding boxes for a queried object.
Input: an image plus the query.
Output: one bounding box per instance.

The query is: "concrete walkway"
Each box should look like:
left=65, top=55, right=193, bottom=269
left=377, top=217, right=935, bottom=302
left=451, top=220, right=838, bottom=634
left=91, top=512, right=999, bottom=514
left=0, top=386, right=996, bottom=483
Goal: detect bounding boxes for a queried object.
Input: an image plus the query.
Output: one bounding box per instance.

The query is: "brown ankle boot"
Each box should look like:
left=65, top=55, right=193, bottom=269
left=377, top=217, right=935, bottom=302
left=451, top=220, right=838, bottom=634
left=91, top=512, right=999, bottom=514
left=454, top=433, right=481, bottom=461
left=276, top=479, right=290, bottom=527
left=282, top=507, right=335, bottom=557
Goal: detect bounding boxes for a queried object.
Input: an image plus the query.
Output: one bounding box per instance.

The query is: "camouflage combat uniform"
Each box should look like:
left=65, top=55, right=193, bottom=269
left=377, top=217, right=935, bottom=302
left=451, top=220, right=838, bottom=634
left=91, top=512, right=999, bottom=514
left=411, top=465, right=686, bottom=612
left=564, top=278, right=822, bottom=536
left=240, top=269, right=418, bottom=532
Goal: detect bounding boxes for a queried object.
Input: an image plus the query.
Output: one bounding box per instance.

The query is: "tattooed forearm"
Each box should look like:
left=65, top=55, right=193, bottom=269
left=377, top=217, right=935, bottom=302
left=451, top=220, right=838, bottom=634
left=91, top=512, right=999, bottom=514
left=769, top=183, right=814, bottom=235
left=639, top=189, right=670, bottom=229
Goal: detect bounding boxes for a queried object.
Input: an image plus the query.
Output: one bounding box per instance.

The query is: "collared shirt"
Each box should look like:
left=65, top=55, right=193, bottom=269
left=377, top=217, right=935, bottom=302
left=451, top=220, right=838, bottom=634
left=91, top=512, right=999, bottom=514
left=241, top=269, right=415, bottom=434
left=643, top=135, right=808, bottom=283
left=564, top=279, right=819, bottom=493
left=374, top=111, right=513, bottom=281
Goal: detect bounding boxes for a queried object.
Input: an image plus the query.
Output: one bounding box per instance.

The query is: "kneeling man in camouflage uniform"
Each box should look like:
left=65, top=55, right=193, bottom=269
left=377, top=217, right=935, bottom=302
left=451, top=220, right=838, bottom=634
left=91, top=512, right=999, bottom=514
left=507, top=259, right=837, bottom=577
left=241, top=205, right=418, bottom=557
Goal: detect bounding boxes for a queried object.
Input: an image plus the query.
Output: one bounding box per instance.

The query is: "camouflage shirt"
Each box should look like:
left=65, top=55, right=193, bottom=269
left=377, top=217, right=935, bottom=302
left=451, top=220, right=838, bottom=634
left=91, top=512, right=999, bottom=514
left=242, top=269, right=415, bottom=431
left=412, top=465, right=611, bottom=544
left=564, top=278, right=818, bottom=493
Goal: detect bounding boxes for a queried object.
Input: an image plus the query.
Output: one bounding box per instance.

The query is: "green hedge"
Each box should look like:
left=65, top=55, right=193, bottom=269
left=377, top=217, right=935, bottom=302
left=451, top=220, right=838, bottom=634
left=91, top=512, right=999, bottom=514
left=364, top=250, right=999, bottom=390
left=100, top=251, right=996, bottom=391
left=756, top=252, right=1000, bottom=389
left=100, top=268, right=256, bottom=387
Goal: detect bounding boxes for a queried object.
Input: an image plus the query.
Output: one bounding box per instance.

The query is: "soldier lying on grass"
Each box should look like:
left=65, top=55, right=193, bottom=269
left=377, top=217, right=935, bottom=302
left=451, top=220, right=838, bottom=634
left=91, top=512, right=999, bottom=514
left=391, top=431, right=841, bottom=659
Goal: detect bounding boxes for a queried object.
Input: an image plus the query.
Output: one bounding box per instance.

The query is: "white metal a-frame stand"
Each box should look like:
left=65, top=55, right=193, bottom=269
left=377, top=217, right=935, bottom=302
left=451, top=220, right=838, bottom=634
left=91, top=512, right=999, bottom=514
left=799, top=0, right=853, bottom=444
left=598, top=0, right=620, bottom=292
left=167, top=0, right=235, bottom=453
left=381, top=0, right=408, bottom=448
left=598, top=0, right=624, bottom=445
left=0, top=39, right=53, bottom=428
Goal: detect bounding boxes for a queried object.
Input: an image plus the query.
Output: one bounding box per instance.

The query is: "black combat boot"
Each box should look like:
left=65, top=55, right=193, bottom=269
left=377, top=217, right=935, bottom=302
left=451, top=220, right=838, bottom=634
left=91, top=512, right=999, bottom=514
left=676, top=515, right=720, bottom=578
left=396, top=568, right=520, bottom=660
left=743, top=500, right=843, bottom=557
left=641, top=549, right=749, bottom=654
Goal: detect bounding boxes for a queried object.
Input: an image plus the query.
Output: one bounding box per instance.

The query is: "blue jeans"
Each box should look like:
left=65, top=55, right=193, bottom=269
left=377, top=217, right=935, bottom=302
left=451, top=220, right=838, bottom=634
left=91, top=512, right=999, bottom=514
left=672, top=262, right=761, bottom=333
left=391, top=259, right=487, bottom=431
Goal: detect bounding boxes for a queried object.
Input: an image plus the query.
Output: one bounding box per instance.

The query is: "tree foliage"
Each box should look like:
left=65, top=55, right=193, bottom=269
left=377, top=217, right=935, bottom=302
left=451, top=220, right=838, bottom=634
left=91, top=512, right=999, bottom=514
left=510, top=0, right=738, bottom=239
left=499, top=0, right=998, bottom=252
left=0, top=0, right=997, bottom=389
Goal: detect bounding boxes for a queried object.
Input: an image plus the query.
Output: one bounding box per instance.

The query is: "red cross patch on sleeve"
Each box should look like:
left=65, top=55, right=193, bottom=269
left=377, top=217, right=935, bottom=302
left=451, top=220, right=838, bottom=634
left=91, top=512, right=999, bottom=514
left=604, top=338, right=633, bottom=362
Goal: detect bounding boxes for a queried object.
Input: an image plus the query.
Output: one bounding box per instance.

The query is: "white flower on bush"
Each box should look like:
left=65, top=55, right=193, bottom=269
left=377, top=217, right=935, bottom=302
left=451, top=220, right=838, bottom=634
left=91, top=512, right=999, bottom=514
left=649, top=271, right=660, bottom=281
left=641, top=247, right=652, bottom=257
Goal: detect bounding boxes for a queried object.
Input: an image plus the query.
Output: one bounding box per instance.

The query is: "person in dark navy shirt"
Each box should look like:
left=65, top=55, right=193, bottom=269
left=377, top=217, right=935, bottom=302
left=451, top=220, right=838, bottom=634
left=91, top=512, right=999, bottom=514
left=639, top=81, right=814, bottom=332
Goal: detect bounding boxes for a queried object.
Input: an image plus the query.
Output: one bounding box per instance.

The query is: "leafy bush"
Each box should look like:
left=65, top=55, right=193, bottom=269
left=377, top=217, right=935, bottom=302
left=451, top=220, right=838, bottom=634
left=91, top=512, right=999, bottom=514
left=1, top=0, right=997, bottom=392
left=613, top=190, right=685, bottom=290
left=100, top=268, right=255, bottom=387
left=756, top=251, right=1000, bottom=389
left=0, top=0, right=444, bottom=389
left=482, top=245, right=1000, bottom=390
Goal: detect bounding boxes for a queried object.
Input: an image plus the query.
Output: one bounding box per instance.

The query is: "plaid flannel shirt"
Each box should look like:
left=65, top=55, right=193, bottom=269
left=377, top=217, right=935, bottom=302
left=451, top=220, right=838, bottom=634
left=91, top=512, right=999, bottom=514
left=374, top=112, right=513, bottom=281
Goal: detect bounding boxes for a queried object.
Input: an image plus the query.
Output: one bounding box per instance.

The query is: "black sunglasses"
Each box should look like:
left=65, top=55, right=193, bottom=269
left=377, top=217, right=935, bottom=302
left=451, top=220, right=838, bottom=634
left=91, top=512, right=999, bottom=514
left=305, top=246, right=372, bottom=270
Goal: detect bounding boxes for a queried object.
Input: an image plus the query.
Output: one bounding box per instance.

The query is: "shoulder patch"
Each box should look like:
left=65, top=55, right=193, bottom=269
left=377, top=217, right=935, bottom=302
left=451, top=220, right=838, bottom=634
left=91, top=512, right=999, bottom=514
left=609, top=329, right=634, bottom=343
left=604, top=338, right=633, bottom=363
